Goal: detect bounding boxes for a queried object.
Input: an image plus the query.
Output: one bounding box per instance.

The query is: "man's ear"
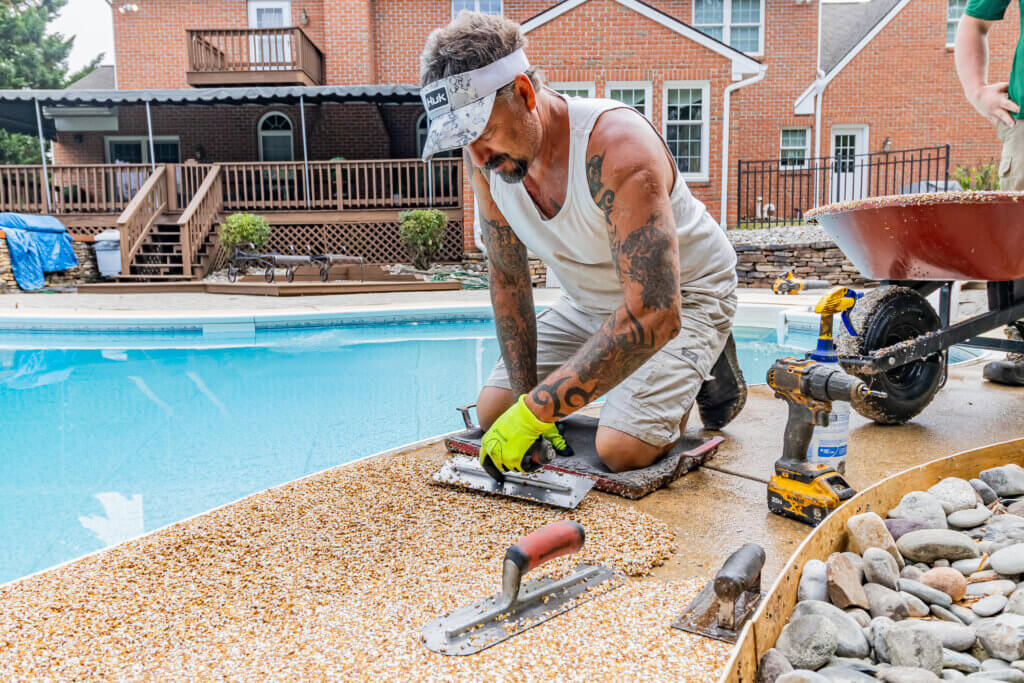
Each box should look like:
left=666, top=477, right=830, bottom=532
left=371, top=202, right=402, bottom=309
left=513, top=74, right=537, bottom=111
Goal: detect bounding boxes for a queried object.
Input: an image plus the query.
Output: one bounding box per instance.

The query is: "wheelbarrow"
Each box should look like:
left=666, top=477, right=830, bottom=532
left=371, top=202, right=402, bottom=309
left=805, top=191, right=1024, bottom=424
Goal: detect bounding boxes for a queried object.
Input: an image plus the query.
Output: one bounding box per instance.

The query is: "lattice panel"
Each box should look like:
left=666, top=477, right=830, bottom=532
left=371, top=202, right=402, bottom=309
left=66, top=222, right=118, bottom=238
left=265, top=219, right=463, bottom=263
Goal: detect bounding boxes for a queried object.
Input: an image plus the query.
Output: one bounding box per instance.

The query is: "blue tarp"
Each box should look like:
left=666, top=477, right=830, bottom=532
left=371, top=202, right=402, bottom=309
left=0, top=213, right=78, bottom=291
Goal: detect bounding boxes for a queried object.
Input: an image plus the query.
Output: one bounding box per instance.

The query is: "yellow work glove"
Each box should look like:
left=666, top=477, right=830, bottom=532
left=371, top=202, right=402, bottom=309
left=480, top=395, right=552, bottom=475
left=542, top=424, right=573, bottom=457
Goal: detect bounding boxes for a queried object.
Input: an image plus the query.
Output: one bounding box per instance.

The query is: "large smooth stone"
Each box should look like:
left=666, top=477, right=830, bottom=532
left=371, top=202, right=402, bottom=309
left=1004, top=588, right=1024, bottom=616
left=981, top=659, right=1013, bottom=671
left=952, top=604, right=980, bottom=625
left=792, top=601, right=872, bottom=658
left=845, top=607, right=872, bottom=628
left=865, top=583, right=909, bottom=620
left=898, top=529, right=981, bottom=563
left=887, top=518, right=933, bottom=541
left=848, top=512, right=905, bottom=569
left=955, top=558, right=991, bottom=575
left=934, top=604, right=967, bottom=623
left=968, top=516, right=1024, bottom=553
left=873, top=616, right=897, bottom=662
left=972, top=479, right=999, bottom=506
left=758, top=647, right=794, bottom=683
left=885, top=626, right=943, bottom=674
left=815, top=665, right=877, bottom=681
left=902, top=591, right=930, bottom=617
left=828, top=553, right=871, bottom=610
left=967, top=668, right=1024, bottom=682
left=931, top=478, right=984, bottom=514
left=900, top=578, right=954, bottom=607
left=966, top=580, right=1018, bottom=598
left=923, top=567, right=969, bottom=602
left=889, top=491, right=950, bottom=529
left=976, top=614, right=1024, bottom=661
left=800, top=559, right=829, bottom=603
left=777, top=615, right=839, bottom=670
left=944, top=648, right=982, bottom=673
left=950, top=506, right=994, bottom=530
left=879, top=667, right=941, bottom=683
left=973, top=594, right=1009, bottom=617
left=972, top=570, right=1003, bottom=583
left=864, top=547, right=901, bottom=591
left=902, top=620, right=978, bottom=651
left=902, top=565, right=926, bottom=581
left=981, top=466, right=1024, bottom=497
left=991, top=544, right=1024, bottom=576
left=776, top=671, right=830, bottom=683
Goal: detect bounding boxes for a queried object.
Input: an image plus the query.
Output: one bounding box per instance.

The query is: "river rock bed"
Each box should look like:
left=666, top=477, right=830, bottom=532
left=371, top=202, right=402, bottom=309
left=759, top=464, right=1024, bottom=683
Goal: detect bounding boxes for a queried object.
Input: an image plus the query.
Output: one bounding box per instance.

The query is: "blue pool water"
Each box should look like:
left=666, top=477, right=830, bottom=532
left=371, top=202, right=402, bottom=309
left=0, top=319, right=962, bottom=584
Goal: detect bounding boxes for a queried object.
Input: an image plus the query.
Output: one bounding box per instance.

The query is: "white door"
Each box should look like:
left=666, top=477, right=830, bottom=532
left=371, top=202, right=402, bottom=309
left=248, top=1, right=291, bottom=69
left=830, top=126, right=869, bottom=203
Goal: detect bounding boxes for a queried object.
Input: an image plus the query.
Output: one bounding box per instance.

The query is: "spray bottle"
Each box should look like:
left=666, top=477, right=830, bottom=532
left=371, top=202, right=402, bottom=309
left=805, top=287, right=861, bottom=474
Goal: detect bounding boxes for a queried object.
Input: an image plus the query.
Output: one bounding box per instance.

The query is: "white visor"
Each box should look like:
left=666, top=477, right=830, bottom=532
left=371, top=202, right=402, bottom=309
left=420, top=49, right=530, bottom=161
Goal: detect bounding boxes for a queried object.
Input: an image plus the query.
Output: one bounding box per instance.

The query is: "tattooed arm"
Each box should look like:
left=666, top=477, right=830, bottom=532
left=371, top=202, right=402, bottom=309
left=525, top=112, right=682, bottom=421
left=466, top=149, right=538, bottom=396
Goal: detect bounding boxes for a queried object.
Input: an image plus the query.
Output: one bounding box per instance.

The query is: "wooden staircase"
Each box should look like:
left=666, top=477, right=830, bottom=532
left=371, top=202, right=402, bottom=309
left=118, top=215, right=221, bottom=280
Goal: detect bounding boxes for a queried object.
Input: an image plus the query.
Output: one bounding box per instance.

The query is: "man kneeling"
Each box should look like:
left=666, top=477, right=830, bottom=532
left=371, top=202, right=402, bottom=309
left=419, top=12, right=746, bottom=474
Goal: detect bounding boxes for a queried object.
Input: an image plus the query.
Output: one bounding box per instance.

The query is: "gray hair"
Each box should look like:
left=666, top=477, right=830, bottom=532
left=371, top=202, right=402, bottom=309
left=419, top=11, right=541, bottom=100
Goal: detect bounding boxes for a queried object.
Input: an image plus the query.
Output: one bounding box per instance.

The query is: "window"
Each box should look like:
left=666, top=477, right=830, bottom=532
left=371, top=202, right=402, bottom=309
left=607, top=81, right=653, bottom=120
left=664, top=83, right=709, bottom=179
left=452, top=0, right=501, bottom=17
left=258, top=112, right=294, bottom=161
left=694, top=0, right=764, bottom=54
left=549, top=82, right=595, bottom=98
left=104, top=137, right=181, bottom=164
left=947, top=0, right=967, bottom=45
left=780, top=128, right=810, bottom=169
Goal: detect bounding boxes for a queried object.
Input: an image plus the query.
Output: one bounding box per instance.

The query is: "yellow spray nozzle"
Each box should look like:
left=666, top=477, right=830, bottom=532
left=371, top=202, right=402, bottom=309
left=814, top=287, right=858, bottom=316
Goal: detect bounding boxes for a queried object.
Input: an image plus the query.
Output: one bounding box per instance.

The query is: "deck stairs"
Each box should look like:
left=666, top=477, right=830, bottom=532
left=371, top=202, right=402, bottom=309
left=117, top=213, right=222, bottom=281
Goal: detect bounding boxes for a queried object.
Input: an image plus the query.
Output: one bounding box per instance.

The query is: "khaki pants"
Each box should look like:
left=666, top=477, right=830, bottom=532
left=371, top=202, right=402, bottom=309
left=997, top=121, right=1024, bottom=190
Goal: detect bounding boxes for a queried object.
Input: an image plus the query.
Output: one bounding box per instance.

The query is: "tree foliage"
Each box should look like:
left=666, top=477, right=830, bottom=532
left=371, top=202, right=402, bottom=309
left=0, top=0, right=104, bottom=163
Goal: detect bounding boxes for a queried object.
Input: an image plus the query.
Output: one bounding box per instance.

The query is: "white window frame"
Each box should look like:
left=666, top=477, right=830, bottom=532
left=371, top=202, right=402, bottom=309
left=946, top=0, right=967, bottom=47
left=548, top=81, right=595, bottom=98
left=104, top=136, right=181, bottom=164
left=693, top=0, right=766, bottom=57
left=257, top=111, right=294, bottom=161
left=663, top=81, right=710, bottom=182
left=779, top=128, right=811, bottom=171
left=606, top=80, right=654, bottom=120
left=451, top=0, right=502, bottom=18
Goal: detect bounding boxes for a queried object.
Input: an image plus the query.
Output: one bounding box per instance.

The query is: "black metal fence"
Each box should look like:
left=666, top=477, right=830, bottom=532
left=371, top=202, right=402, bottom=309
left=736, top=144, right=951, bottom=228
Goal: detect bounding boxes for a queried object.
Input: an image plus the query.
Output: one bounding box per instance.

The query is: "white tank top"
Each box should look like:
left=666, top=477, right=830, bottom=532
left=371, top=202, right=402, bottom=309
left=488, top=93, right=737, bottom=315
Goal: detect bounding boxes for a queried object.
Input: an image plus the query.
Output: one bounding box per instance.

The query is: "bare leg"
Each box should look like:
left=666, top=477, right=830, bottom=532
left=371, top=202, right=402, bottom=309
left=595, top=407, right=691, bottom=473
left=476, top=386, right=516, bottom=430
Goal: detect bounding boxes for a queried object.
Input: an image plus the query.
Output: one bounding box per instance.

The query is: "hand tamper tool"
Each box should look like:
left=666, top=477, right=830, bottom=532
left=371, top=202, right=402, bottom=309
left=766, top=357, right=884, bottom=525
left=421, top=520, right=624, bottom=655
left=672, top=543, right=766, bottom=643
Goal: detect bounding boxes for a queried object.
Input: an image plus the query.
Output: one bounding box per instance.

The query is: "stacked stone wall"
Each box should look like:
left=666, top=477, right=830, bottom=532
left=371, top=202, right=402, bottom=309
left=734, top=242, right=874, bottom=288
left=0, top=240, right=99, bottom=292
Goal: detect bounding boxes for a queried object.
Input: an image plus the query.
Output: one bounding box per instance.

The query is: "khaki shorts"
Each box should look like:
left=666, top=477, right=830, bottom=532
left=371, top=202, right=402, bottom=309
left=997, top=121, right=1024, bottom=191
left=484, top=291, right=737, bottom=448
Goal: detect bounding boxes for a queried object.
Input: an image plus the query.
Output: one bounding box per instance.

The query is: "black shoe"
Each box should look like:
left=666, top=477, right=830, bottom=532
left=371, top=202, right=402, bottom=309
left=696, top=333, right=747, bottom=430
left=983, top=359, right=1024, bottom=386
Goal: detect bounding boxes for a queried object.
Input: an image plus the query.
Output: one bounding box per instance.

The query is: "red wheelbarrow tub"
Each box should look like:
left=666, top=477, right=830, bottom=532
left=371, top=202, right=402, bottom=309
left=804, top=191, right=1024, bottom=281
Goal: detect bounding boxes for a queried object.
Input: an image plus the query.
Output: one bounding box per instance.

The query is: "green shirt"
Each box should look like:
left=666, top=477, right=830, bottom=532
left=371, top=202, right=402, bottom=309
left=966, top=0, right=1024, bottom=118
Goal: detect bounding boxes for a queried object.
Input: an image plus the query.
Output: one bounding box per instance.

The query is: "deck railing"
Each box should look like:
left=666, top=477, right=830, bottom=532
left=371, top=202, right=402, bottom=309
left=178, top=165, right=223, bottom=278
left=117, top=166, right=168, bottom=272
left=186, top=27, right=324, bottom=85
left=0, top=159, right=461, bottom=215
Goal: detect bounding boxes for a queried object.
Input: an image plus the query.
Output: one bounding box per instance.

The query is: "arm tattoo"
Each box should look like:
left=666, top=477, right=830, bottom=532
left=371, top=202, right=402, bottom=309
left=530, top=209, right=679, bottom=419
left=586, top=153, right=615, bottom=224
left=480, top=213, right=538, bottom=396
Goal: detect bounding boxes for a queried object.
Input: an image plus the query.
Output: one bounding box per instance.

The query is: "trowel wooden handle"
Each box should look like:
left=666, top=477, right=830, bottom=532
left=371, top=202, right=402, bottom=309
left=714, top=543, right=766, bottom=601
left=505, top=521, right=585, bottom=573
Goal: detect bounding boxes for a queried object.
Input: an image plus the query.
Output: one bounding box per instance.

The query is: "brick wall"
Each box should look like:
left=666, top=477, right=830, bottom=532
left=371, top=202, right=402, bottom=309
left=53, top=103, right=404, bottom=164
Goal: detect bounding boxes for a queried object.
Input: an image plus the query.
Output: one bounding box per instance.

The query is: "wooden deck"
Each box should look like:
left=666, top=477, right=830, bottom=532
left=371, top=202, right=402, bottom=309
left=75, top=280, right=462, bottom=296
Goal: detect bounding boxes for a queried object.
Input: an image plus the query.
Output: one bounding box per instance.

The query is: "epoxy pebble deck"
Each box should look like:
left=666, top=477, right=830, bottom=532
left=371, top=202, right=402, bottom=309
left=0, top=449, right=731, bottom=680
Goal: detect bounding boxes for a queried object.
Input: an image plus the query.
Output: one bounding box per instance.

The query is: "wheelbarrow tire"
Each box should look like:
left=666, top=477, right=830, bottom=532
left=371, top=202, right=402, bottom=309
left=837, top=286, right=943, bottom=425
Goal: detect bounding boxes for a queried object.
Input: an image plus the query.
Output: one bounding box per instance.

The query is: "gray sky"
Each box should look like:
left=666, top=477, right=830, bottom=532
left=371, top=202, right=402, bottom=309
left=52, top=0, right=116, bottom=72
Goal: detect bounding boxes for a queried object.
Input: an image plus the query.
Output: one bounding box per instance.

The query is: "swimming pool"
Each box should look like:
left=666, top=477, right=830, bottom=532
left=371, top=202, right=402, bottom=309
left=0, top=315, right=969, bottom=584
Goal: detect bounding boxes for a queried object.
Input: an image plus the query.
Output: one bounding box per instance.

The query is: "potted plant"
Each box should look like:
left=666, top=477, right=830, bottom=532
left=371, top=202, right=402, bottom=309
left=399, top=209, right=447, bottom=270
left=218, top=212, right=271, bottom=281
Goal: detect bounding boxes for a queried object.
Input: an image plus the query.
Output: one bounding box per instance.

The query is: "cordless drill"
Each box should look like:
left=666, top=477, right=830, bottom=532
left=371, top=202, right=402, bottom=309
left=765, top=358, right=882, bottom=526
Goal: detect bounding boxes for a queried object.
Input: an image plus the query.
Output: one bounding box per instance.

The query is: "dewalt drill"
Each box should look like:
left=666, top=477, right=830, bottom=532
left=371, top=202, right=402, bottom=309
left=765, top=358, right=883, bottom=526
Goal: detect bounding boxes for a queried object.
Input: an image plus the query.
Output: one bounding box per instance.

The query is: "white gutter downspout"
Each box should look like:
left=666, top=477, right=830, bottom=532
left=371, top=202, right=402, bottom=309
left=813, top=69, right=825, bottom=206
left=719, top=66, right=768, bottom=228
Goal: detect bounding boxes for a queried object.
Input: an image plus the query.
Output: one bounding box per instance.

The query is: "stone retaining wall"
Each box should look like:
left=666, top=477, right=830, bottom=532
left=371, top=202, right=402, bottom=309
left=0, top=239, right=100, bottom=292
left=734, top=241, right=875, bottom=288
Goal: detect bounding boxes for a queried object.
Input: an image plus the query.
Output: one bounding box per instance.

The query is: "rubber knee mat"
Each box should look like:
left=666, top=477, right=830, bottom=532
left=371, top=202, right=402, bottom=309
left=444, top=414, right=723, bottom=500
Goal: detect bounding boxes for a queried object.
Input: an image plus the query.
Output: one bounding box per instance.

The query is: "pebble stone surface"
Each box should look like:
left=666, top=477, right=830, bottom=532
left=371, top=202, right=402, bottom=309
left=0, top=451, right=732, bottom=680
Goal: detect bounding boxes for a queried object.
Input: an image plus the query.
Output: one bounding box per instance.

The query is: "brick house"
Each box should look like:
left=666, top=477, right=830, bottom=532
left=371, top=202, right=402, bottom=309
left=0, top=0, right=1018, bottom=278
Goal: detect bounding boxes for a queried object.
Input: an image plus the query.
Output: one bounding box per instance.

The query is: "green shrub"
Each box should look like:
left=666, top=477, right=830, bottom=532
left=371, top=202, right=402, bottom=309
left=218, top=212, right=270, bottom=252
left=399, top=209, right=447, bottom=270
left=952, top=162, right=998, bottom=191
